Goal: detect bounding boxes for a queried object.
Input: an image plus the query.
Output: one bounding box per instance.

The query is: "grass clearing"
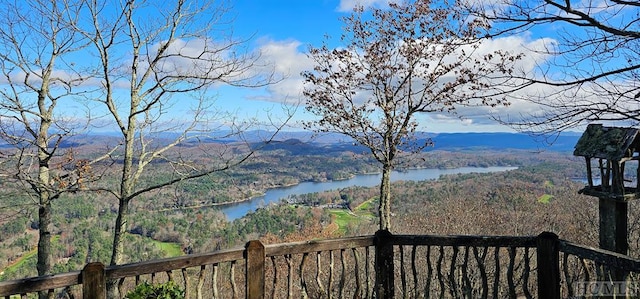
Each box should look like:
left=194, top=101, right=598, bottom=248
left=329, top=209, right=359, bottom=234
left=127, top=233, right=183, bottom=257
left=538, top=194, right=553, bottom=204
left=1, top=235, right=58, bottom=278
left=149, top=239, right=183, bottom=257
left=354, top=197, right=376, bottom=211
left=329, top=202, right=376, bottom=234
left=1, top=249, right=36, bottom=279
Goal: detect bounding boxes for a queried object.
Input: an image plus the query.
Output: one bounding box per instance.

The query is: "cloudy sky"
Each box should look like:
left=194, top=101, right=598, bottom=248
left=211, top=0, right=559, bottom=133
left=3, top=0, right=633, bottom=134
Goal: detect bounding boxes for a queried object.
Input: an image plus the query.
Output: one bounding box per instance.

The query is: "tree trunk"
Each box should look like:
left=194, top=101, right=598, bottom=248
left=36, top=154, right=52, bottom=278
left=36, top=200, right=51, bottom=276
left=36, top=106, right=53, bottom=299
left=107, top=198, right=129, bottom=299
left=36, top=103, right=52, bottom=279
left=106, top=100, right=137, bottom=298
left=379, top=163, right=392, bottom=231
left=110, top=198, right=129, bottom=266
left=36, top=199, right=52, bottom=299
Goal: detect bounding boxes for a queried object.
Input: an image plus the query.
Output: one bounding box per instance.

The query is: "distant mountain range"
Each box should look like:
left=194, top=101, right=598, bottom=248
left=1, top=130, right=582, bottom=153
left=425, top=132, right=580, bottom=152
left=254, top=131, right=581, bottom=153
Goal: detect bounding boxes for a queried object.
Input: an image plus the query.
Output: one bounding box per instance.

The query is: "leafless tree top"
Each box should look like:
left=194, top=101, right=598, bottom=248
left=465, top=0, right=640, bottom=133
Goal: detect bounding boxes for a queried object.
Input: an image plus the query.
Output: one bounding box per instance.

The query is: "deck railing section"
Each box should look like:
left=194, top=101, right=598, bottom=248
left=388, top=233, right=538, bottom=298
left=264, top=235, right=375, bottom=298
left=559, top=240, right=640, bottom=298
left=1, top=231, right=639, bottom=298
left=0, top=246, right=248, bottom=299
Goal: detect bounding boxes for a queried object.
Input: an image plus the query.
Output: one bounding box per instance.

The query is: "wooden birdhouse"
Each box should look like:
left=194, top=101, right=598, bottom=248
left=573, top=124, right=640, bottom=201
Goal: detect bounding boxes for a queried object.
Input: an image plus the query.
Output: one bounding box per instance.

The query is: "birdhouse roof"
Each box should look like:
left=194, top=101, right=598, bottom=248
left=574, top=124, right=640, bottom=160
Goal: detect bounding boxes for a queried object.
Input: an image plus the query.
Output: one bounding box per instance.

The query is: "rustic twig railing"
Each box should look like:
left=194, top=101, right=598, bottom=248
left=1, top=231, right=640, bottom=298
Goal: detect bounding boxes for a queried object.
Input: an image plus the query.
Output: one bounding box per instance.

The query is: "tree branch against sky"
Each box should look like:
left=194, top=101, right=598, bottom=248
left=303, top=0, right=523, bottom=231
left=0, top=0, right=98, bottom=281
left=68, top=1, right=289, bottom=296
left=463, top=0, right=640, bottom=133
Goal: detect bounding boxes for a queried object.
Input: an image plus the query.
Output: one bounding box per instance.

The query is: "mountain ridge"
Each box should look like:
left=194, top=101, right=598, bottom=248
left=2, top=131, right=580, bottom=152
left=255, top=131, right=580, bottom=153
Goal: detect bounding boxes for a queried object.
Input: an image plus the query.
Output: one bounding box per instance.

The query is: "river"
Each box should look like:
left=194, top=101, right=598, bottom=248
left=221, top=166, right=517, bottom=221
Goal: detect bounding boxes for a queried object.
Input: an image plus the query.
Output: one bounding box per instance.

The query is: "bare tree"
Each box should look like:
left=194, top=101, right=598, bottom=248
left=464, top=0, right=640, bottom=133
left=0, top=0, right=96, bottom=279
left=303, top=1, right=522, bottom=230
left=75, top=1, right=285, bottom=296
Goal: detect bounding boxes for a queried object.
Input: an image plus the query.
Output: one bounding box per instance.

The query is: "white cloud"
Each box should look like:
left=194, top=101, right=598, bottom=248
left=248, top=34, right=622, bottom=133
left=337, top=0, right=397, bottom=12
left=252, top=39, right=313, bottom=104
left=473, top=34, right=556, bottom=73
left=258, top=39, right=311, bottom=76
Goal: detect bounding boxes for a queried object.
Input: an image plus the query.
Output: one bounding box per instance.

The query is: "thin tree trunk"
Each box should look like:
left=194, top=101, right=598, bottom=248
left=379, top=163, right=392, bottom=231
left=108, top=120, right=136, bottom=298
left=36, top=199, right=52, bottom=299
left=36, top=99, right=53, bottom=299
left=36, top=86, right=53, bottom=278
left=107, top=198, right=129, bottom=299
left=110, top=198, right=129, bottom=266
left=36, top=200, right=52, bottom=275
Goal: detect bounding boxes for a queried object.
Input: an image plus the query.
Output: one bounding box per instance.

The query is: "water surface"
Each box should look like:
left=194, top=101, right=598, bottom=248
left=222, top=166, right=517, bottom=220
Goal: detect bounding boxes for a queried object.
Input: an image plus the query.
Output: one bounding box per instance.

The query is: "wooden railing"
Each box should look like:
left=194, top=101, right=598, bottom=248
left=1, top=231, right=640, bottom=298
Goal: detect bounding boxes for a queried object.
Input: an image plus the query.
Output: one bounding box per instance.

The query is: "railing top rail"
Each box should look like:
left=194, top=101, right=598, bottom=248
left=0, top=271, right=81, bottom=296
left=265, top=235, right=375, bottom=257
left=559, top=239, right=640, bottom=272
left=391, top=234, right=538, bottom=248
left=107, top=246, right=245, bottom=279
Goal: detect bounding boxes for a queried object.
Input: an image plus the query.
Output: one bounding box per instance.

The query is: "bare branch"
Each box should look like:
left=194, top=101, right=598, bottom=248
left=465, top=0, right=640, bottom=133
left=304, top=1, right=522, bottom=230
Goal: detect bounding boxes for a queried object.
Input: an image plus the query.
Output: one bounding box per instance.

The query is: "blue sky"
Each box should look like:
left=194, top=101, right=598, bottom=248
left=3, top=0, right=608, bottom=134
left=232, top=1, right=345, bottom=44
left=207, top=0, right=552, bottom=133
left=212, top=0, right=364, bottom=131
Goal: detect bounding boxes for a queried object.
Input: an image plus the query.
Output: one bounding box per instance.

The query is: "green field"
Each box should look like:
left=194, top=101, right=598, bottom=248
left=0, top=235, right=183, bottom=282
left=329, top=197, right=377, bottom=234
left=538, top=194, right=553, bottom=204
left=355, top=198, right=375, bottom=211
left=0, top=249, right=36, bottom=280
left=149, top=239, right=183, bottom=257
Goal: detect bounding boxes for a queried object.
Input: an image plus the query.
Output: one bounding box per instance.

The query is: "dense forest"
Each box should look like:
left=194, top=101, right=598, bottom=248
left=0, top=142, right=608, bottom=281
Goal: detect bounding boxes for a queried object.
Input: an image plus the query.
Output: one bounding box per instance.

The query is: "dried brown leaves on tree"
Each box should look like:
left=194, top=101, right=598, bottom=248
left=303, top=0, right=523, bottom=230
left=0, top=0, right=288, bottom=292
left=0, top=0, right=101, bottom=279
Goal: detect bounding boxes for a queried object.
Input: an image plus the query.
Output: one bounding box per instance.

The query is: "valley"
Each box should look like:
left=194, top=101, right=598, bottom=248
left=0, top=132, right=600, bottom=281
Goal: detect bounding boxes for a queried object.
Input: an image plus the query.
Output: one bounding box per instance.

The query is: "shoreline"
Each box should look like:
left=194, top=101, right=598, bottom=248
left=153, top=165, right=516, bottom=214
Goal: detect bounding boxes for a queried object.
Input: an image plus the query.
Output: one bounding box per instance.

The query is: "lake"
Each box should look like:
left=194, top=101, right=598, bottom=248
left=221, top=166, right=517, bottom=221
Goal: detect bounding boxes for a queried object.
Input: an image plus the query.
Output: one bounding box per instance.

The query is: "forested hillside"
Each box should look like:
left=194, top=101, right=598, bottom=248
left=0, top=143, right=605, bottom=281
left=287, top=157, right=605, bottom=250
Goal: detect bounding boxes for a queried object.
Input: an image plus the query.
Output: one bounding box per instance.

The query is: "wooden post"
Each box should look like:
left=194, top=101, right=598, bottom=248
left=374, top=229, right=394, bottom=299
left=537, top=232, right=560, bottom=299
left=245, top=240, right=265, bottom=299
left=82, top=262, right=106, bottom=299
left=585, top=157, right=593, bottom=187
left=599, top=197, right=629, bottom=281
left=599, top=197, right=629, bottom=256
